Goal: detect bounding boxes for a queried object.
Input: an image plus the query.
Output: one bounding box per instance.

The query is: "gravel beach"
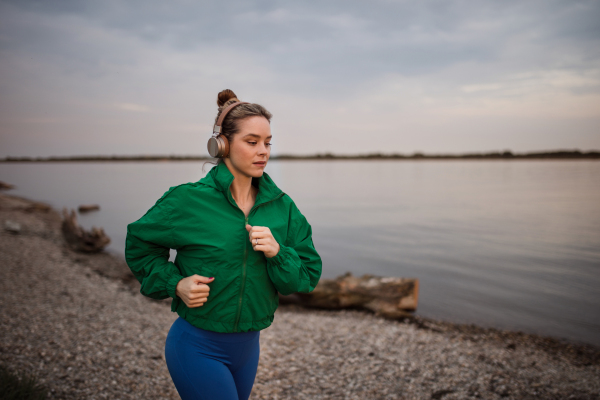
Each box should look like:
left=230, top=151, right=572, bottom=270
left=1, top=191, right=598, bottom=399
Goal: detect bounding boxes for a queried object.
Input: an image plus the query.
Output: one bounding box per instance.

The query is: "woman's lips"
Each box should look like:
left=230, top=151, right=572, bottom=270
left=253, top=162, right=266, bottom=166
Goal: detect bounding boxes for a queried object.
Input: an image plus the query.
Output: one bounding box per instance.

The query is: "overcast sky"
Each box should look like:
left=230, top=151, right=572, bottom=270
left=1, top=0, right=599, bottom=157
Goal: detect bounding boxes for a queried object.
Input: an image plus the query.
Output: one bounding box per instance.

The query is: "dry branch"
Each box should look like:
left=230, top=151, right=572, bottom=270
left=61, top=208, right=110, bottom=252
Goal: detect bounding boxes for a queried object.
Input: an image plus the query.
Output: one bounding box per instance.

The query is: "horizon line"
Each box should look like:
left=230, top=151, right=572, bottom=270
left=1, top=148, right=599, bottom=162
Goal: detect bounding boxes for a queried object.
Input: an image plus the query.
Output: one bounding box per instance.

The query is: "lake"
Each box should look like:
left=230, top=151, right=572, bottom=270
left=1, top=159, right=599, bottom=346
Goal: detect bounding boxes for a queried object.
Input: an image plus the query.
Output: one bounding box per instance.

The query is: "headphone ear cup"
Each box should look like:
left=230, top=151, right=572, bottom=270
left=219, top=135, right=230, bottom=158
left=207, top=135, right=230, bottom=158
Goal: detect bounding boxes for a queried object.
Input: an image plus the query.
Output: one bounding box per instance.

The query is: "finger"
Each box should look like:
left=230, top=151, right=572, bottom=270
left=250, top=232, right=275, bottom=243
left=189, top=293, right=209, bottom=301
left=246, top=224, right=252, bottom=232
left=190, top=285, right=210, bottom=293
left=193, top=282, right=211, bottom=289
left=192, top=275, right=214, bottom=284
left=191, top=274, right=214, bottom=282
left=254, top=236, right=275, bottom=247
left=188, top=295, right=207, bottom=303
left=191, top=296, right=207, bottom=303
left=250, top=226, right=269, bottom=233
left=247, top=226, right=261, bottom=236
left=252, top=235, right=269, bottom=243
left=253, top=244, right=269, bottom=252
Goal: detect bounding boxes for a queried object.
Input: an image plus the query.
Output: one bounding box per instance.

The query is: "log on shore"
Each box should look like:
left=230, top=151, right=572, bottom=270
left=78, top=204, right=100, bottom=213
left=61, top=208, right=111, bottom=252
left=279, top=272, right=419, bottom=320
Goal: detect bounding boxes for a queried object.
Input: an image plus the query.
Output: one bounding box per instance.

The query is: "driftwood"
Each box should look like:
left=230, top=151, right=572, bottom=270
left=61, top=208, right=110, bottom=252
left=78, top=204, right=100, bottom=213
left=279, top=272, right=419, bottom=320
left=0, top=181, right=15, bottom=190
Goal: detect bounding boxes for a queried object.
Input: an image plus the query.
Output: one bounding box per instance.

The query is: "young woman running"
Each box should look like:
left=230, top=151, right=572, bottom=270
left=125, top=89, right=322, bottom=400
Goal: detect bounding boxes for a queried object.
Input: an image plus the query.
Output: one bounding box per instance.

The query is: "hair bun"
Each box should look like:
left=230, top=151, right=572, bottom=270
left=217, top=89, right=239, bottom=107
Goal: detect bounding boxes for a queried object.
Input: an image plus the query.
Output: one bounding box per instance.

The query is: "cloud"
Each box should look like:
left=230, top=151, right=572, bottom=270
left=115, top=103, right=150, bottom=112
left=0, top=0, right=599, bottom=157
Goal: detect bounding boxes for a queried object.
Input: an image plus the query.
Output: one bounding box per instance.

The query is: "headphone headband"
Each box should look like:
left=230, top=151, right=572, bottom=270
left=213, top=101, right=249, bottom=135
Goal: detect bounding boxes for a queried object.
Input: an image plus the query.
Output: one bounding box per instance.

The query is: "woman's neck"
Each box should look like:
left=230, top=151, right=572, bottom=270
left=224, top=160, right=256, bottom=209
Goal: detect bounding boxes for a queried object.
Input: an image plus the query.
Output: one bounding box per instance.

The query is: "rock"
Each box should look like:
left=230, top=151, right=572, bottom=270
left=431, top=389, right=455, bottom=399
left=4, top=219, right=21, bottom=234
left=279, top=272, right=419, bottom=320
left=0, top=180, right=15, bottom=190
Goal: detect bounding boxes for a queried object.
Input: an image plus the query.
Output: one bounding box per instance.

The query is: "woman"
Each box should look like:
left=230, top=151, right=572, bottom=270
left=124, top=89, right=322, bottom=400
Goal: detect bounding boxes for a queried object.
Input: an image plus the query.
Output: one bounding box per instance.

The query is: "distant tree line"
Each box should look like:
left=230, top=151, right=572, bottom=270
left=273, top=150, right=600, bottom=160
left=0, top=155, right=211, bottom=162
left=1, top=149, right=599, bottom=162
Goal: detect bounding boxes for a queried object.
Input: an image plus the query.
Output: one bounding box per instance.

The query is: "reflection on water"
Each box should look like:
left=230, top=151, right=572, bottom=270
left=1, top=160, right=599, bottom=346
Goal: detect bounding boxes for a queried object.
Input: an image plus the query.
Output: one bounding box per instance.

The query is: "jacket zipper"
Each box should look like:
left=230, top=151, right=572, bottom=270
left=233, top=214, right=250, bottom=332
left=232, top=192, right=285, bottom=332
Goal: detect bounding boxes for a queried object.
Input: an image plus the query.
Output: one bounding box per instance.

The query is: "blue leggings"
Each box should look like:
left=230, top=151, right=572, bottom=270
left=165, top=317, right=260, bottom=400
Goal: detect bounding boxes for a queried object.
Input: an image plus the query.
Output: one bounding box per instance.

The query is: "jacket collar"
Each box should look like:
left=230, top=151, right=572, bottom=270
left=200, top=161, right=284, bottom=207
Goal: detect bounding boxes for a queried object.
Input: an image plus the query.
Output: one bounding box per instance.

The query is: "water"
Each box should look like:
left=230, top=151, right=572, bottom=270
left=1, top=160, right=599, bottom=346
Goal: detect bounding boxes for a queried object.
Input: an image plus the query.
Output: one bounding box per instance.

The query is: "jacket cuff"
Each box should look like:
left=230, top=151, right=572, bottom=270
left=266, top=243, right=292, bottom=266
left=166, top=273, right=185, bottom=299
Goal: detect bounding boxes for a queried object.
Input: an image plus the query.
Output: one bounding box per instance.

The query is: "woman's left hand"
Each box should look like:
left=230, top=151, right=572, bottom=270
left=246, top=224, right=280, bottom=258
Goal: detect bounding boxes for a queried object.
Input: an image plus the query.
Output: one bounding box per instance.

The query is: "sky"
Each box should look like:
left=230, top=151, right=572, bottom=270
left=1, top=0, right=599, bottom=158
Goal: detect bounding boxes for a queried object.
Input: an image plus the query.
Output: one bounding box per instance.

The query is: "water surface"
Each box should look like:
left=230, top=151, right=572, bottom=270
left=1, top=160, right=598, bottom=346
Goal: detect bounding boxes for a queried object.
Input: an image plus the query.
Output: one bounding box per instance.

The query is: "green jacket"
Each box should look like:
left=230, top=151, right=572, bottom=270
left=125, top=161, right=322, bottom=333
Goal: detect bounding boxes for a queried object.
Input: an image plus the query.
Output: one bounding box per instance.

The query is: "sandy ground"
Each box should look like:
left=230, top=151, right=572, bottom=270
left=0, top=191, right=598, bottom=400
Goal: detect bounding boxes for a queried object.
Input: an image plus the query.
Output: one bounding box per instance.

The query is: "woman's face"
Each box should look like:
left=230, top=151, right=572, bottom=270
left=225, top=115, right=272, bottom=179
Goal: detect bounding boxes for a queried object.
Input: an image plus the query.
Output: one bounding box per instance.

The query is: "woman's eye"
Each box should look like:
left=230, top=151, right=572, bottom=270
left=247, top=141, right=272, bottom=146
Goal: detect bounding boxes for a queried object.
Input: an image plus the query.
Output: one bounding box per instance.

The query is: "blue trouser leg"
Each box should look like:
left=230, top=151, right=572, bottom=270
left=165, top=317, right=260, bottom=400
left=230, top=338, right=260, bottom=400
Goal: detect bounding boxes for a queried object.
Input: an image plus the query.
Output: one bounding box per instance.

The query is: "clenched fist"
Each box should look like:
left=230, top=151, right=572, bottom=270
left=246, top=224, right=280, bottom=258
left=175, top=275, right=214, bottom=308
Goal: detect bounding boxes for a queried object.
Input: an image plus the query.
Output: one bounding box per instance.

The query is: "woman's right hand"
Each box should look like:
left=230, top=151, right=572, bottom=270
left=175, top=275, right=214, bottom=308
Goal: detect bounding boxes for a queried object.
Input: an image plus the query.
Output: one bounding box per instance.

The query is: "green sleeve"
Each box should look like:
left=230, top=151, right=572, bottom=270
left=265, top=202, right=322, bottom=295
left=125, top=189, right=185, bottom=300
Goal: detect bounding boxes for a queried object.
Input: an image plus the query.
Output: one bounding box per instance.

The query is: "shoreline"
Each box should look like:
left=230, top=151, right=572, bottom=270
left=1, top=191, right=598, bottom=399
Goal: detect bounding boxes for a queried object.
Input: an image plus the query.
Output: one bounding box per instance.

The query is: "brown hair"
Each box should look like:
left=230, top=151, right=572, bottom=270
left=207, top=89, right=272, bottom=166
